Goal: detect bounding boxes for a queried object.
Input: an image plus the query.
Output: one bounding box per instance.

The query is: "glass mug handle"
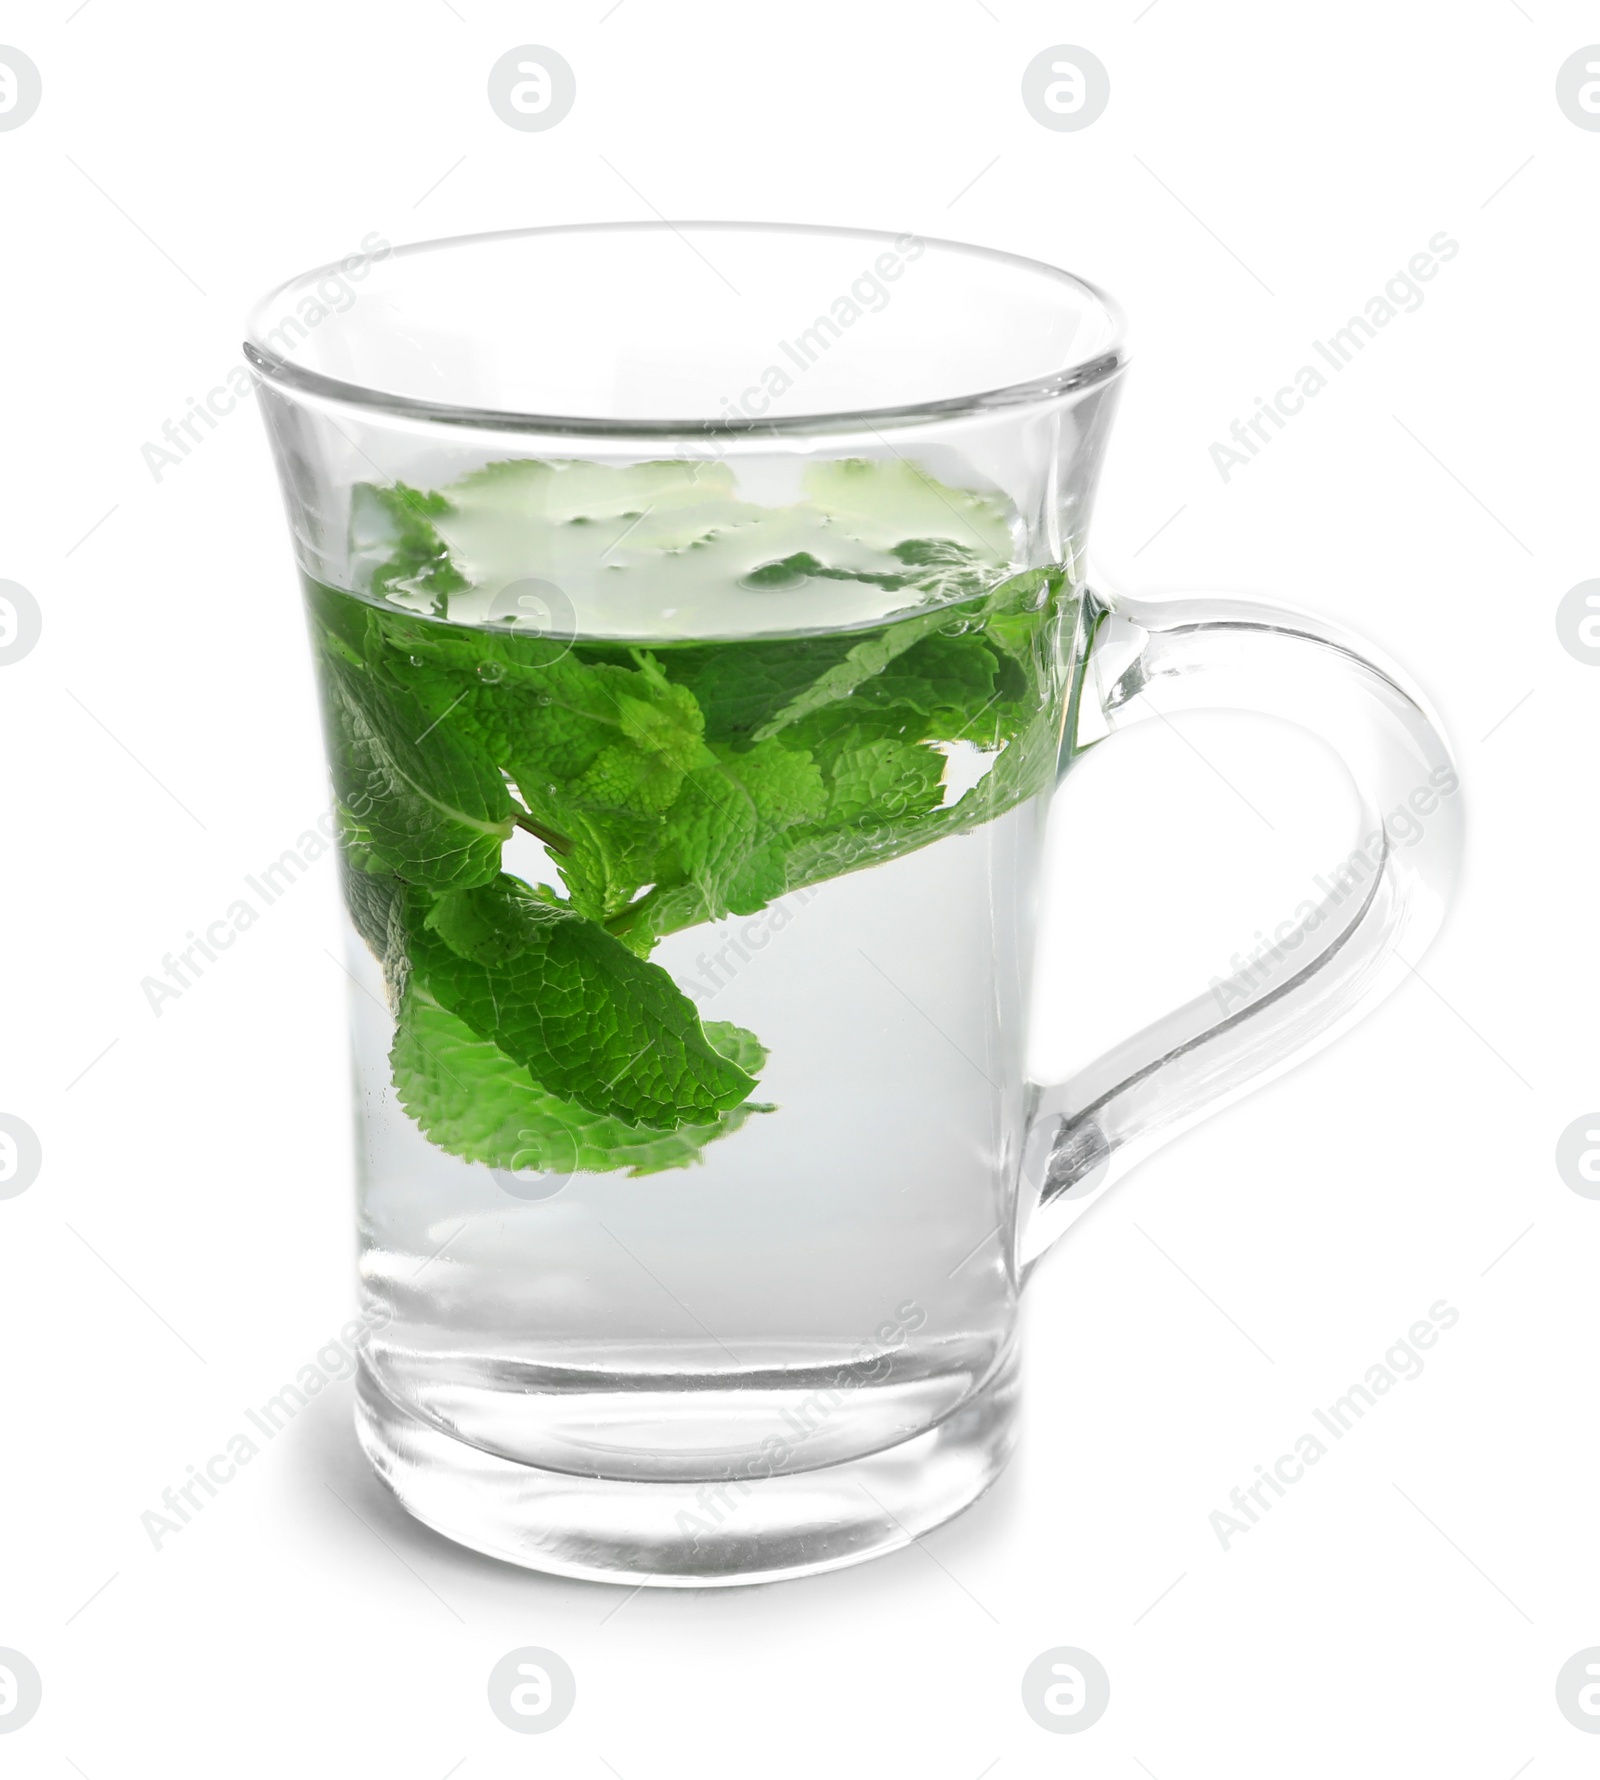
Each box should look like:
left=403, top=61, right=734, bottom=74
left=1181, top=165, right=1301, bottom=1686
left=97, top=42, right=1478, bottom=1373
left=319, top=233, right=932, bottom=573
left=1018, top=589, right=1464, bottom=1266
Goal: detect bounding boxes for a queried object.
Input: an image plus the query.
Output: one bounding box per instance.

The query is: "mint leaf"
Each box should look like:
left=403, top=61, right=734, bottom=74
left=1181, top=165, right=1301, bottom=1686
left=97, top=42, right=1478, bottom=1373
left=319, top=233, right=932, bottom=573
left=567, top=659, right=705, bottom=816
left=391, top=987, right=772, bottom=1177
left=663, top=761, right=759, bottom=921
left=850, top=630, right=1001, bottom=721
left=654, top=737, right=826, bottom=921
left=369, top=626, right=713, bottom=920
left=657, top=635, right=860, bottom=741
left=316, top=650, right=513, bottom=890
left=349, top=482, right=467, bottom=614
left=552, top=808, right=666, bottom=924
left=748, top=607, right=959, bottom=740
left=822, top=731, right=948, bottom=825
left=338, top=856, right=411, bottom=1006
left=414, top=875, right=757, bottom=1128
left=719, top=738, right=830, bottom=830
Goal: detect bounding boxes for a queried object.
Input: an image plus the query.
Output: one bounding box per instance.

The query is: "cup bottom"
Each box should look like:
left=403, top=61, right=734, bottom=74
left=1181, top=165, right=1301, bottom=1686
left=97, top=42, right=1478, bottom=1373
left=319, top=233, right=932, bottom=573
left=354, top=1352, right=1018, bottom=1587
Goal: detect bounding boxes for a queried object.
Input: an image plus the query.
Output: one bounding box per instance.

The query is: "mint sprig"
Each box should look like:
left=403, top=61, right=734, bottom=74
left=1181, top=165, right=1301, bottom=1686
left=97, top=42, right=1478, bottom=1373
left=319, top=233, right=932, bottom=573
left=309, top=457, right=1077, bottom=1179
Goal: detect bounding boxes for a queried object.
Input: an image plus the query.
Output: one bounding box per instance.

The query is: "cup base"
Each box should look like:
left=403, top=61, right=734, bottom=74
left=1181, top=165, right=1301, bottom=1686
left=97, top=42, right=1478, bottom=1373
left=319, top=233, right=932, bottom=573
left=354, top=1353, right=1017, bottom=1587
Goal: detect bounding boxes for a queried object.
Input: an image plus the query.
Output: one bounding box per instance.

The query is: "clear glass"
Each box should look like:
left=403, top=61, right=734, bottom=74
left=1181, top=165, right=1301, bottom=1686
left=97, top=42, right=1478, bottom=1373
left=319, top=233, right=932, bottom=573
left=248, top=223, right=1460, bottom=1585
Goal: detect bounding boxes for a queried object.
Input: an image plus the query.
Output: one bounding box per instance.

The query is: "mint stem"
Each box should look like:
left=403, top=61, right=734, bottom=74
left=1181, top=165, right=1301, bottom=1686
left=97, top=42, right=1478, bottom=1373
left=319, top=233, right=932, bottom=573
left=605, top=888, right=660, bottom=937
left=513, top=810, right=574, bottom=857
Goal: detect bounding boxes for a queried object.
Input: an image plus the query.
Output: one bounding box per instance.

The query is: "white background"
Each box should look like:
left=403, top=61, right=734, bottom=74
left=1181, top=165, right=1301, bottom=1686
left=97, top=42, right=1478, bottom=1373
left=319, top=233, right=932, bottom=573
left=1, top=2, right=1595, bottom=1773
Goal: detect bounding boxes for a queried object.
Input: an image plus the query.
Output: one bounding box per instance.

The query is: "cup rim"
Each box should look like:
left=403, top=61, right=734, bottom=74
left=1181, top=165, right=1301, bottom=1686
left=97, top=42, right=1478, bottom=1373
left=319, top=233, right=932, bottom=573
left=242, top=220, right=1128, bottom=439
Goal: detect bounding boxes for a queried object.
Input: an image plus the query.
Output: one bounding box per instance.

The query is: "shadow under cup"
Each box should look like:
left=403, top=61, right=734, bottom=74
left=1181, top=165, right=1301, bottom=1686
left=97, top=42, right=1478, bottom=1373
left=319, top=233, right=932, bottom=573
left=246, top=222, right=1132, bottom=1585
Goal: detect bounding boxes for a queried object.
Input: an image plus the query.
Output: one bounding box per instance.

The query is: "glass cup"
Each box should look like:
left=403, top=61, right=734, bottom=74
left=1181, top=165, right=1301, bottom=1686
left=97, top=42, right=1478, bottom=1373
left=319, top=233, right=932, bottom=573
left=246, top=223, right=1461, bottom=1586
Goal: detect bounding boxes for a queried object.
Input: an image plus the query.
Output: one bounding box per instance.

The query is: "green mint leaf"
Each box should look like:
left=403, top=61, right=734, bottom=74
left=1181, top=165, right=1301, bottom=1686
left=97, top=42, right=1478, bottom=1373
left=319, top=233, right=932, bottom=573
left=553, top=808, right=665, bottom=924
left=889, top=537, right=982, bottom=569
left=391, top=987, right=772, bottom=1177
left=571, top=744, right=684, bottom=816
left=349, top=482, right=468, bottom=614
left=822, top=732, right=949, bottom=826
left=849, top=630, right=1000, bottom=721
left=659, top=739, right=828, bottom=922
left=657, top=635, right=860, bottom=741
left=413, top=875, right=757, bottom=1128
left=315, top=650, right=513, bottom=890
left=362, top=621, right=720, bottom=920
left=565, top=662, right=705, bottom=817
left=663, top=764, right=758, bottom=922
left=738, top=550, right=911, bottom=592
left=719, top=738, right=830, bottom=830
left=339, top=855, right=411, bottom=1006
left=748, top=607, right=961, bottom=741
left=778, top=702, right=1064, bottom=891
